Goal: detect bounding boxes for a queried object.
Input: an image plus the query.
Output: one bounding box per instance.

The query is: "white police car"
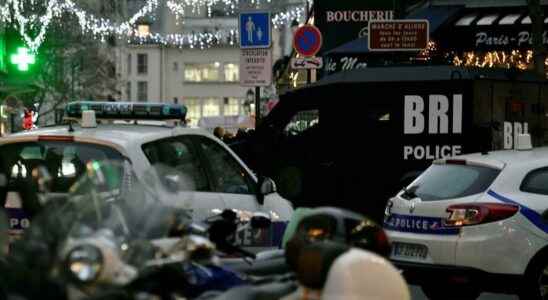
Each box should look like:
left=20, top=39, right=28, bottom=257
left=0, top=102, right=293, bottom=248
left=384, top=135, right=548, bottom=300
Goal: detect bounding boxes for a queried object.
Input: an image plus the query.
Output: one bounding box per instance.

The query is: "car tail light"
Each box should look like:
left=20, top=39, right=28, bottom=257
left=444, top=203, right=519, bottom=227
left=38, top=135, right=74, bottom=142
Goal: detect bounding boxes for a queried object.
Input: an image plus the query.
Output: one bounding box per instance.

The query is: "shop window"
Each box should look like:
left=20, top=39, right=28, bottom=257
left=224, top=63, right=239, bottom=82
left=455, top=14, right=478, bottom=26
left=477, top=14, right=498, bottom=26
left=184, top=63, right=221, bottom=82
left=499, top=14, right=521, bottom=25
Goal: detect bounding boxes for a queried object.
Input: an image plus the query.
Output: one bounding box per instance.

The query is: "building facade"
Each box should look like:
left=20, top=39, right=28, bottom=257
left=116, top=2, right=290, bottom=126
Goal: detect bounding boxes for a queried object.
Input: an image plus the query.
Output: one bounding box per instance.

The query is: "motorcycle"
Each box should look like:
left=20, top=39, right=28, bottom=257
left=3, top=160, right=264, bottom=300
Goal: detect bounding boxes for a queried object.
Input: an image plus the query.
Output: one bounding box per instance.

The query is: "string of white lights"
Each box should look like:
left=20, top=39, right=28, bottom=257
left=0, top=0, right=310, bottom=52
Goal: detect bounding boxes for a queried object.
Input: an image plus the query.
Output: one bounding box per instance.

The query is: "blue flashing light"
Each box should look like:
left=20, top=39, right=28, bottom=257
left=65, top=102, right=187, bottom=121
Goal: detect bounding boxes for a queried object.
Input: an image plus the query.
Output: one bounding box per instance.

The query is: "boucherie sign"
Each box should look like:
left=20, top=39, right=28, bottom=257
left=314, top=0, right=396, bottom=54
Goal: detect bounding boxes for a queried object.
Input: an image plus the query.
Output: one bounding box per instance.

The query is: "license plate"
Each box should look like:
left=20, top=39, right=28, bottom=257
left=392, top=242, right=428, bottom=260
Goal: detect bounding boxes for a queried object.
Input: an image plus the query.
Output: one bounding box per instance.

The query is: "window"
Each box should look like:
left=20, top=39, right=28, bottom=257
left=137, top=24, right=150, bottom=37
left=127, top=54, right=132, bottom=75
left=410, top=164, right=501, bottom=201
left=184, top=63, right=221, bottom=82
left=137, top=81, right=148, bottom=102
left=198, top=137, right=254, bottom=194
left=126, top=81, right=132, bottom=101
left=137, top=53, right=148, bottom=75
left=285, top=110, right=319, bottom=135
left=521, top=168, right=548, bottom=195
left=0, top=142, right=123, bottom=193
left=203, top=98, right=221, bottom=117
left=224, top=98, right=241, bottom=116
left=142, top=137, right=209, bottom=192
left=224, top=63, right=239, bottom=82
left=185, top=98, right=201, bottom=126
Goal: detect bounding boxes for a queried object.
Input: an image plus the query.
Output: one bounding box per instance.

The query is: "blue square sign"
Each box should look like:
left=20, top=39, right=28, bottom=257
left=239, top=12, right=271, bottom=48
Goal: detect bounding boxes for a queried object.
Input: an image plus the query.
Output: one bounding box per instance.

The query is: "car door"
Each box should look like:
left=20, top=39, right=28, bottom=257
left=514, top=166, right=548, bottom=239
left=141, top=136, right=226, bottom=222
left=192, top=136, right=259, bottom=213
left=193, top=136, right=285, bottom=247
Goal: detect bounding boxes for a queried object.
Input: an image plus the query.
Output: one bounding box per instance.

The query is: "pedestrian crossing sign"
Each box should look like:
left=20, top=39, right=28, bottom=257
left=239, top=12, right=271, bottom=49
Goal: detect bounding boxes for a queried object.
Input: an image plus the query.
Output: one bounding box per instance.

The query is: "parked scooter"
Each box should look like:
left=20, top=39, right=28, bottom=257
left=2, top=160, right=261, bottom=300
left=200, top=207, right=410, bottom=300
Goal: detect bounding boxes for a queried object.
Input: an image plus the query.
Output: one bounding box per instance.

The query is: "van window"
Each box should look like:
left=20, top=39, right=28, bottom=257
left=284, top=110, right=319, bottom=136
left=521, top=168, right=548, bottom=195
left=410, top=164, right=500, bottom=201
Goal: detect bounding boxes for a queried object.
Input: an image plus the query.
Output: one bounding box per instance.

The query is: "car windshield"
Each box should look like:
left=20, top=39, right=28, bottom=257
left=410, top=163, right=501, bottom=201
left=0, top=141, right=124, bottom=193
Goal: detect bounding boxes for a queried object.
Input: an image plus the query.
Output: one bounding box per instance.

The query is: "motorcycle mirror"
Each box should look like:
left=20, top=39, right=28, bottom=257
left=250, top=212, right=272, bottom=229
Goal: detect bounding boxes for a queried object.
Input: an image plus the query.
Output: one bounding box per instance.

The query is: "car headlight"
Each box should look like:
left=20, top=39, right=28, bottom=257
left=66, top=245, right=103, bottom=283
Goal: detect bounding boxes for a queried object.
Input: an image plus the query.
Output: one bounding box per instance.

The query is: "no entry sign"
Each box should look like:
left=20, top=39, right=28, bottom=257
left=293, top=25, right=323, bottom=57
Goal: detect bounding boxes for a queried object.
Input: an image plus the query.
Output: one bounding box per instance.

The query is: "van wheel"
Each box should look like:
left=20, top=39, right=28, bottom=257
left=422, top=283, right=480, bottom=300
left=519, top=255, right=548, bottom=300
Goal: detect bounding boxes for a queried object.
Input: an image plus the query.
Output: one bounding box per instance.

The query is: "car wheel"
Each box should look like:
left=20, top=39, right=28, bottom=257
left=519, top=255, right=548, bottom=300
left=422, top=283, right=480, bottom=300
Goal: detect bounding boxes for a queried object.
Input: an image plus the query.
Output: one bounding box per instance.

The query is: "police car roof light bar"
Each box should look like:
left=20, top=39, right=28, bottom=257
left=64, top=101, right=188, bottom=122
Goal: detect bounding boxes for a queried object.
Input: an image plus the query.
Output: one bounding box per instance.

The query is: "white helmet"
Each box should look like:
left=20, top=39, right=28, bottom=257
left=321, top=248, right=410, bottom=300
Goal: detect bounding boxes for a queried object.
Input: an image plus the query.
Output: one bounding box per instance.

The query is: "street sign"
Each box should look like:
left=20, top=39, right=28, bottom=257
left=239, top=12, right=271, bottom=49
left=293, top=25, right=323, bottom=57
left=368, top=20, right=429, bottom=51
left=291, top=57, right=324, bottom=69
left=240, top=48, right=272, bottom=87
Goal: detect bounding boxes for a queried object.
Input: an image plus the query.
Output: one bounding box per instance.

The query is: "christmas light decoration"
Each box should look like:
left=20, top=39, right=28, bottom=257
left=452, top=50, right=544, bottom=70
left=0, top=0, right=311, bottom=52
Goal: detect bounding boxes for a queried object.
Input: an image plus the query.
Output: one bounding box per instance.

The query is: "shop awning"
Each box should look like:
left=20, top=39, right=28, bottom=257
left=407, top=5, right=463, bottom=33
left=436, top=6, right=548, bottom=51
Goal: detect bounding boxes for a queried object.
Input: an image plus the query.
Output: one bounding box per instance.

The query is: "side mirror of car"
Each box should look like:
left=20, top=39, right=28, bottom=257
left=257, top=177, right=277, bottom=206
left=250, top=212, right=272, bottom=229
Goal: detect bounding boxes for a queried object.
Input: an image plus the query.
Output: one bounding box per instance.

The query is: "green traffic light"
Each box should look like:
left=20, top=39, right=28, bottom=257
left=10, top=47, right=35, bottom=71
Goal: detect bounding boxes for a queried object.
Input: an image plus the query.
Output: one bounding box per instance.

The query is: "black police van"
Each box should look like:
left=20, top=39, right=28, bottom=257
left=234, top=66, right=548, bottom=221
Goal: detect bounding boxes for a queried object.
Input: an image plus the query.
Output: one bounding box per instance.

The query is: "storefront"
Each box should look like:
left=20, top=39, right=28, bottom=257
left=321, top=4, right=548, bottom=76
